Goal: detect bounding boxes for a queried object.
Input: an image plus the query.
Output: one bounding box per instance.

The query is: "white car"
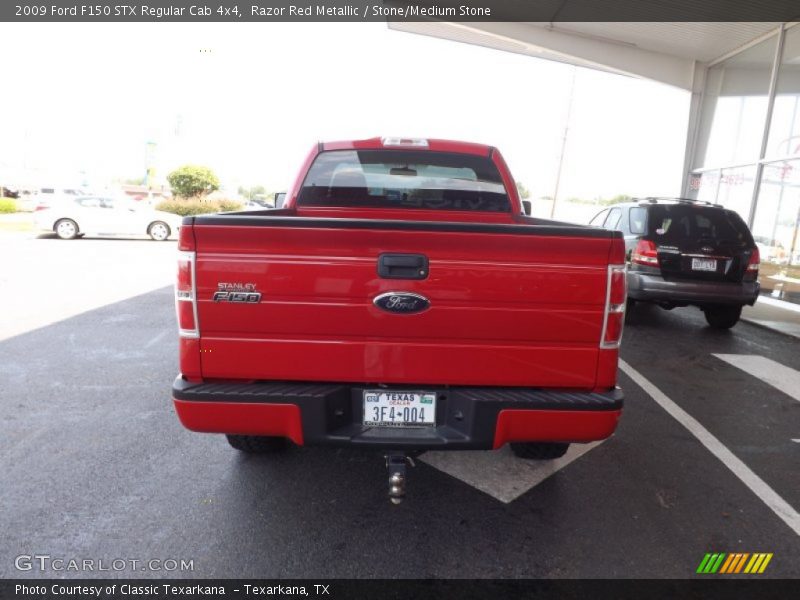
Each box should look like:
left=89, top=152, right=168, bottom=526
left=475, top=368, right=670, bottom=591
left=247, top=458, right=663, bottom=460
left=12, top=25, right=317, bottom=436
left=34, top=196, right=182, bottom=241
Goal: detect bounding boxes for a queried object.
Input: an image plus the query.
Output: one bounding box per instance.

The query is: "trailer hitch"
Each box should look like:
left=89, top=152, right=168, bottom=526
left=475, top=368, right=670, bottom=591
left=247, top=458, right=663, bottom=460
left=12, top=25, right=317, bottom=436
left=385, top=453, right=415, bottom=504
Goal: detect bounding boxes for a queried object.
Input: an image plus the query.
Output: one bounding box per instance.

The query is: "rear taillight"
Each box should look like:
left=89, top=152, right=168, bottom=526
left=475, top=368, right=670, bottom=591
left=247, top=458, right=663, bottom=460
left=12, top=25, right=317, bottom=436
left=175, top=250, right=198, bottom=338
left=632, top=239, right=659, bottom=267
left=178, top=219, right=194, bottom=251
left=34, top=204, right=49, bottom=212
left=601, top=264, right=627, bottom=349
left=746, top=247, right=760, bottom=275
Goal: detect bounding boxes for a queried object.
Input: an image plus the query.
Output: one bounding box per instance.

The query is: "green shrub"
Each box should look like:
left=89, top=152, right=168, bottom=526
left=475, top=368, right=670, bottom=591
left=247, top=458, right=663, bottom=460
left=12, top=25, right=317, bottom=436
left=0, top=198, right=17, bottom=213
left=217, top=199, right=245, bottom=212
left=156, top=198, right=243, bottom=217
left=167, top=165, right=220, bottom=198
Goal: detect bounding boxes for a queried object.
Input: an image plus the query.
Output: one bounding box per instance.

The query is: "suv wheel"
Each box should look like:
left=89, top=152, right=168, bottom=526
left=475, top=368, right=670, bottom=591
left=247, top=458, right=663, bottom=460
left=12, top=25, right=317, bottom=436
left=703, top=305, right=742, bottom=329
left=510, top=442, right=570, bottom=460
left=226, top=434, right=290, bottom=453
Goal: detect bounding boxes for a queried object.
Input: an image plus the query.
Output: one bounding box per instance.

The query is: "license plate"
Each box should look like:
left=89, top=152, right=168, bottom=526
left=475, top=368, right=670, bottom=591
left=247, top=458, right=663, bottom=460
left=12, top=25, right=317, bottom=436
left=363, top=390, right=436, bottom=427
left=691, top=258, right=717, bottom=272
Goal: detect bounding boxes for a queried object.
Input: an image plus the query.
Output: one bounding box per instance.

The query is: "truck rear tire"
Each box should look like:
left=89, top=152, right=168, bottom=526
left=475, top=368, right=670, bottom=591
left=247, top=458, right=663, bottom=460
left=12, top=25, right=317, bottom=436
left=226, top=434, right=290, bottom=453
left=703, top=305, right=742, bottom=329
left=510, top=442, right=570, bottom=460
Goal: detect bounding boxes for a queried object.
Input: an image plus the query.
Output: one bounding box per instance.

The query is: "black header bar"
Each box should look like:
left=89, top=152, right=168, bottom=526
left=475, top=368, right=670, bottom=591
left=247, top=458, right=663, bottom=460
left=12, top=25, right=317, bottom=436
left=4, top=0, right=800, bottom=22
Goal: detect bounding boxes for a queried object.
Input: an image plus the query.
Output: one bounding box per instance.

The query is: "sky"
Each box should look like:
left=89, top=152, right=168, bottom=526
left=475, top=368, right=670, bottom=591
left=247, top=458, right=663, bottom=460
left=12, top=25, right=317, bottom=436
left=0, top=22, right=690, bottom=202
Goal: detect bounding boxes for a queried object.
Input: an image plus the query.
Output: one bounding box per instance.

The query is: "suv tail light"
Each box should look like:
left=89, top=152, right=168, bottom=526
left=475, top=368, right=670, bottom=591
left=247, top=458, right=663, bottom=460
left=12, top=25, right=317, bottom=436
left=746, top=246, right=760, bottom=276
left=601, top=264, right=627, bottom=349
left=632, top=239, right=659, bottom=266
left=175, top=250, right=198, bottom=338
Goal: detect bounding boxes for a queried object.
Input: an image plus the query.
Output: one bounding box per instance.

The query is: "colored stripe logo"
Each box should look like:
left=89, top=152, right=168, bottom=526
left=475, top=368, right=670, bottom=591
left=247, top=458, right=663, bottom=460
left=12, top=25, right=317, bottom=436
left=696, top=553, right=773, bottom=574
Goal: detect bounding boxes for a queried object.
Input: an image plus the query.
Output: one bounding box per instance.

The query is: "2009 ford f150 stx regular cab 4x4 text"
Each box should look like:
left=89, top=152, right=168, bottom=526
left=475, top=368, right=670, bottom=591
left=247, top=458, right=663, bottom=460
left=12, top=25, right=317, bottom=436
left=171, top=137, right=626, bottom=502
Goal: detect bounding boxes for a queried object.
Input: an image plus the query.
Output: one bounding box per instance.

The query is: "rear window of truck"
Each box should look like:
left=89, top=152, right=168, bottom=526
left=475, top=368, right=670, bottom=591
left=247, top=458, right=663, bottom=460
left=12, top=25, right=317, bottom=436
left=647, top=205, right=753, bottom=246
left=297, top=150, right=511, bottom=212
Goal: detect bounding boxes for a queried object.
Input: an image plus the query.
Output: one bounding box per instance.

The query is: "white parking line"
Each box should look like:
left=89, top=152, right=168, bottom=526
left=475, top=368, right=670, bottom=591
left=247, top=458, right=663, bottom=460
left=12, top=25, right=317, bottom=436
left=712, top=354, right=800, bottom=404
left=421, top=441, right=603, bottom=503
left=619, top=360, right=800, bottom=538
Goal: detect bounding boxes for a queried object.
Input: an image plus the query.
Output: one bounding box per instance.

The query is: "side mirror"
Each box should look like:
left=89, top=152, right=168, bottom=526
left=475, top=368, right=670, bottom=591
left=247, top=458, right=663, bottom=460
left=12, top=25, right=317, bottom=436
left=521, top=200, right=532, bottom=216
left=274, top=192, right=287, bottom=208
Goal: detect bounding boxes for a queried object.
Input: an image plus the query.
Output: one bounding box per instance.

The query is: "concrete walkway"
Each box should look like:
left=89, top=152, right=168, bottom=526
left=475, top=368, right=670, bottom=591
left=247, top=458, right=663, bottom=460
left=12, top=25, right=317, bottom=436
left=743, top=295, right=800, bottom=340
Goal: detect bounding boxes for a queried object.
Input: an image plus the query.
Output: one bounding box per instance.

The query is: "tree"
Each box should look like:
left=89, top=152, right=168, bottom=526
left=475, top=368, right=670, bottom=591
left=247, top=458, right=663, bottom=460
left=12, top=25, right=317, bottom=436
left=516, top=181, right=531, bottom=199
left=167, top=165, right=220, bottom=199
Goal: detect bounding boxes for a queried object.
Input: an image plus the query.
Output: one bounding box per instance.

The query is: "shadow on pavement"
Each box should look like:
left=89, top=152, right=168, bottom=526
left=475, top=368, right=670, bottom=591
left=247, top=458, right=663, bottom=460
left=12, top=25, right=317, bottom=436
left=2, top=286, right=799, bottom=579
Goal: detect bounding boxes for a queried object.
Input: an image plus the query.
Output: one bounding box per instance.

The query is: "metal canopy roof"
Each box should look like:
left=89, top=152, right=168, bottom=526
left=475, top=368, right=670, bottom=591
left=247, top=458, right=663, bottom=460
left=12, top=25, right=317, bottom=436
left=389, top=21, right=787, bottom=89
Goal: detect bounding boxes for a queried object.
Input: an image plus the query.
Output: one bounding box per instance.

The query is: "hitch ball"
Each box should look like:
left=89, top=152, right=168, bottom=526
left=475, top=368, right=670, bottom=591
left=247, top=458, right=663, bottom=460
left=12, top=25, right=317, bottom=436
left=385, top=453, right=411, bottom=504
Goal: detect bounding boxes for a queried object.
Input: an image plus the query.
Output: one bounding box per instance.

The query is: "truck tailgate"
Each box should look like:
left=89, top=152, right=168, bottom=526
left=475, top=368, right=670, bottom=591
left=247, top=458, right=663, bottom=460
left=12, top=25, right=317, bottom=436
left=191, top=217, right=615, bottom=388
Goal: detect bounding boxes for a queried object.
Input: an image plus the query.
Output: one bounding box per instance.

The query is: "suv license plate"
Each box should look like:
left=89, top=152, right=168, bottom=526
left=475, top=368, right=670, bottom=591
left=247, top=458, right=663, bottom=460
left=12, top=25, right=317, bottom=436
left=363, top=391, right=436, bottom=427
left=691, top=258, right=717, bottom=271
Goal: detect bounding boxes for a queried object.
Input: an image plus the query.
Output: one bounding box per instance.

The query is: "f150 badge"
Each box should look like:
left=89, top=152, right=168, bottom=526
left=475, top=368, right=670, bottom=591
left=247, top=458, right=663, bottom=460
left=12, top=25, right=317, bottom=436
left=373, top=292, right=430, bottom=314
left=213, top=282, right=261, bottom=303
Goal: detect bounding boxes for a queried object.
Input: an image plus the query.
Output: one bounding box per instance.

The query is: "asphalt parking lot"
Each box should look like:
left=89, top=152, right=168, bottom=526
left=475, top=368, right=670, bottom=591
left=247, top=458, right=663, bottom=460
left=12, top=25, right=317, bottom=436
left=1, top=235, right=799, bottom=578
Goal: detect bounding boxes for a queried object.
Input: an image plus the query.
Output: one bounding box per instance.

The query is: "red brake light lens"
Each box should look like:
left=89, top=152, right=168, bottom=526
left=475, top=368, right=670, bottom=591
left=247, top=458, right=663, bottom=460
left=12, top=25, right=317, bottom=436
left=609, top=267, right=626, bottom=306
left=178, top=221, right=195, bottom=251
left=176, top=255, right=193, bottom=300
left=176, top=301, right=196, bottom=331
left=604, top=313, right=624, bottom=346
left=602, top=264, right=627, bottom=349
left=746, top=247, right=760, bottom=274
left=632, top=239, right=659, bottom=267
left=175, top=251, right=198, bottom=337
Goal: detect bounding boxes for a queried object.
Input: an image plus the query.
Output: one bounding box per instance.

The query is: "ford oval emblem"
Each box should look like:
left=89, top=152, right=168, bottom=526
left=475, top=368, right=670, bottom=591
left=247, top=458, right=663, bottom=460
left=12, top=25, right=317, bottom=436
left=373, top=292, right=430, bottom=314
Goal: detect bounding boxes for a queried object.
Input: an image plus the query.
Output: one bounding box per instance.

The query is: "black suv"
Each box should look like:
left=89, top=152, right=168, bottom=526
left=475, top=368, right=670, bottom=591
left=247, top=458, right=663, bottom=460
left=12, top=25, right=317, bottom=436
left=589, top=198, right=760, bottom=329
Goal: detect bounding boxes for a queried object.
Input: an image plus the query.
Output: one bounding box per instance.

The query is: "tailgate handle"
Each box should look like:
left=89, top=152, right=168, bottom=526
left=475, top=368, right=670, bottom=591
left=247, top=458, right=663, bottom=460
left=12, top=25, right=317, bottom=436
left=377, top=253, right=429, bottom=280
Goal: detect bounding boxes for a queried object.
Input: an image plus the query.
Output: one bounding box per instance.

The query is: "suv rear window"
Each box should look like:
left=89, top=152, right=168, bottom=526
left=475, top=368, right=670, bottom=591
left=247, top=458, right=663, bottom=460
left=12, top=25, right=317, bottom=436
left=297, top=150, right=510, bottom=212
left=647, top=205, right=753, bottom=246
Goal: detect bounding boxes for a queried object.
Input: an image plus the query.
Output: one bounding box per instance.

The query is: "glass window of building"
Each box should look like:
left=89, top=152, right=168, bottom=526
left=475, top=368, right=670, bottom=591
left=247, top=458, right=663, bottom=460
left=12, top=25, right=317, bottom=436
left=766, top=26, right=800, bottom=160
left=751, top=159, right=800, bottom=302
left=688, top=170, right=719, bottom=203
left=717, top=165, right=757, bottom=221
left=693, top=35, right=778, bottom=169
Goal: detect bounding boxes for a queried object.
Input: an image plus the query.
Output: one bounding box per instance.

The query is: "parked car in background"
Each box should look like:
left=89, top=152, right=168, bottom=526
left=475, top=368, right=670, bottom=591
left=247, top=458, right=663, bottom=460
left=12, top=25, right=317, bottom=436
left=589, top=198, right=760, bottom=329
left=241, top=200, right=273, bottom=210
left=34, top=196, right=182, bottom=241
left=17, top=187, right=86, bottom=212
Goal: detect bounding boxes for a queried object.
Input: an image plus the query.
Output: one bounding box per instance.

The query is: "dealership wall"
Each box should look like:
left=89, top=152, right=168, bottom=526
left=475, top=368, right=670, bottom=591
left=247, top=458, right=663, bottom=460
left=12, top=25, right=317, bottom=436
left=687, top=23, right=800, bottom=305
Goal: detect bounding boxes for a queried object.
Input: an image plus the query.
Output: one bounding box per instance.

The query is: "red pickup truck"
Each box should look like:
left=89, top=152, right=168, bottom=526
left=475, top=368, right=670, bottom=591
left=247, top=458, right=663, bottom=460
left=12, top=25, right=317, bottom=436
left=172, top=137, right=626, bottom=502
